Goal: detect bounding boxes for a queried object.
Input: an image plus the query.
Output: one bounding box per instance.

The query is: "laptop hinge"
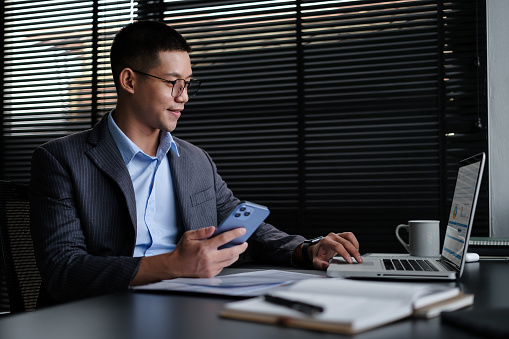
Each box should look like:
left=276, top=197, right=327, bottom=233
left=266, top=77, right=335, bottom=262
left=436, top=258, right=458, bottom=272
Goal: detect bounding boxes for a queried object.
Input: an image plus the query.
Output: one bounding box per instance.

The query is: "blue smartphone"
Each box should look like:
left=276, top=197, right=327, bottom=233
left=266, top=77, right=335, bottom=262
left=214, top=201, right=270, bottom=248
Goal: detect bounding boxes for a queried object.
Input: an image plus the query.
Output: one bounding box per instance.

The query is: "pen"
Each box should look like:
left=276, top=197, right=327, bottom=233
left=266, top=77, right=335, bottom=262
left=263, top=294, right=324, bottom=316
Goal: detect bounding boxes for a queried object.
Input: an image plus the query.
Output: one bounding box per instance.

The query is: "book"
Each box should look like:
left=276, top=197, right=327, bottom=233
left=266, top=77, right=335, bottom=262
left=413, top=292, right=474, bottom=318
left=219, top=278, right=473, bottom=335
left=469, top=237, right=509, bottom=246
left=468, top=237, right=509, bottom=256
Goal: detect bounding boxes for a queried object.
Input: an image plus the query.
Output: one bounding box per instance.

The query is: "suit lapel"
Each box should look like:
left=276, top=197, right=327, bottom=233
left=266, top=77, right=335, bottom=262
left=169, top=142, right=192, bottom=231
left=85, top=115, right=137, bottom=230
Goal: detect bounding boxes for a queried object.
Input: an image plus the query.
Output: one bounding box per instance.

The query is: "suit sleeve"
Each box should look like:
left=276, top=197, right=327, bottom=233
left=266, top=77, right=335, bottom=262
left=29, top=145, right=141, bottom=303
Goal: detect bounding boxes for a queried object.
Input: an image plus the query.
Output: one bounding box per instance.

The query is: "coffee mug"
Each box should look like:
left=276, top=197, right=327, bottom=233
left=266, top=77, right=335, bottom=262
left=395, top=220, right=440, bottom=257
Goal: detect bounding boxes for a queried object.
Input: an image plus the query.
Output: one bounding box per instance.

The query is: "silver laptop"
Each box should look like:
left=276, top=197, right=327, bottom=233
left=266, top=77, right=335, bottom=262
left=327, top=153, right=486, bottom=280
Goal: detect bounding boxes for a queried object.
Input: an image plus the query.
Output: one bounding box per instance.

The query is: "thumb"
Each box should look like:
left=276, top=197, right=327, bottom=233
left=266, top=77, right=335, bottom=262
left=314, top=258, right=330, bottom=270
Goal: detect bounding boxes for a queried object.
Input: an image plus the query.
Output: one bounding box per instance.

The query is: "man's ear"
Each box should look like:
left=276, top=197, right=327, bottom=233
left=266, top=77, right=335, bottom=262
left=118, top=68, right=136, bottom=94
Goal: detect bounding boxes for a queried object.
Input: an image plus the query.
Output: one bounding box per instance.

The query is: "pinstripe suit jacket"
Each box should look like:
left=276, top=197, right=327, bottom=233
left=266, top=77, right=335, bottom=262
left=29, top=113, right=305, bottom=305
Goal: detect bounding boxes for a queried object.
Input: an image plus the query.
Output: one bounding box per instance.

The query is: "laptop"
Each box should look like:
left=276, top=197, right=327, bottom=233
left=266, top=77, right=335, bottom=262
left=327, top=153, right=486, bottom=280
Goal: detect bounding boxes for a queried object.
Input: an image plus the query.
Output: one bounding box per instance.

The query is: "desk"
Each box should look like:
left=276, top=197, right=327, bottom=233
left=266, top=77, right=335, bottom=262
left=0, top=260, right=508, bottom=339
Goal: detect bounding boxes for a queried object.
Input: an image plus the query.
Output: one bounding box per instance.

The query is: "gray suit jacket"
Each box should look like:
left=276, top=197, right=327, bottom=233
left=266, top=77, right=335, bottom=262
left=29, top=113, right=305, bottom=305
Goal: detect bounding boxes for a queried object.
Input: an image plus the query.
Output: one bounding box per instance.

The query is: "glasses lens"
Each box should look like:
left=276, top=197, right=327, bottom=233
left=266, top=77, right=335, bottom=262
left=171, top=80, right=186, bottom=98
left=187, top=79, right=201, bottom=98
left=171, top=79, right=201, bottom=98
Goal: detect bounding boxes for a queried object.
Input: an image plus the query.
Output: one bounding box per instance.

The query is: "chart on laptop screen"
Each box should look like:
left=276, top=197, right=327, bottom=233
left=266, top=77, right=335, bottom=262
left=442, top=161, right=482, bottom=265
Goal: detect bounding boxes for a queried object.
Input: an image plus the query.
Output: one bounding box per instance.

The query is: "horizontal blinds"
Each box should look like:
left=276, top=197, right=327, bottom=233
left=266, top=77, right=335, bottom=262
left=0, top=0, right=487, bottom=251
left=442, top=1, right=488, bottom=236
left=301, top=1, right=442, bottom=248
left=2, top=0, right=131, bottom=182
left=164, top=0, right=459, bottom=251
left=97, top=2, right=134, bottom=122
left=165, top=0, right=303, bottom=233
left=3, top=0, right=95, bottom=182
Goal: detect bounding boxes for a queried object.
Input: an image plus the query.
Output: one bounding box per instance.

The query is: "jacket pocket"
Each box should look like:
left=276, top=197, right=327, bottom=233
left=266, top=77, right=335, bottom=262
left=190, top=186, right=215, bottom=206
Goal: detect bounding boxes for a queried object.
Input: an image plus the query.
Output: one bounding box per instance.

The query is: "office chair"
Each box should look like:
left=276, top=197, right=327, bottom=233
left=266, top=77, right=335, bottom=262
left=0, top=180, right=41, bottom=313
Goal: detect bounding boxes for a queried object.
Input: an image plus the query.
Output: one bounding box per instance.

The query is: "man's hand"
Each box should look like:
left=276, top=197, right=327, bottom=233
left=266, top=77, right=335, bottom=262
left=169, top=226, right=248, bottom=277
left=308, top=232, right=362, bottom=270
left=130, top=226, right=248, bottom=286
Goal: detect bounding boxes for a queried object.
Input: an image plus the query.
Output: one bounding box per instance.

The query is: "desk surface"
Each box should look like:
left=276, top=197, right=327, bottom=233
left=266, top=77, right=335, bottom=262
left=1, top=260, right=508, bottom=339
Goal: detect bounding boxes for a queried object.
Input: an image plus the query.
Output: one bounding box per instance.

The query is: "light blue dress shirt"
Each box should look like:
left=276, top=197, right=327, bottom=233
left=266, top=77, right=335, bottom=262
left=108, top=111, right=181, bottom=257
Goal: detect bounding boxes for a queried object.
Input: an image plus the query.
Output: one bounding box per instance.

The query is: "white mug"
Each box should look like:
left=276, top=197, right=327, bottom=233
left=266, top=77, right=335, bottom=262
left=395, top=220, right=440, bottom=257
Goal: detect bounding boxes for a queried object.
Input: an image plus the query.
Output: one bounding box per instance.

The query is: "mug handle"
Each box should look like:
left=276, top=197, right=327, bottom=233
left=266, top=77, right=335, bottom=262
left=395, top=224, right=410, bottom=253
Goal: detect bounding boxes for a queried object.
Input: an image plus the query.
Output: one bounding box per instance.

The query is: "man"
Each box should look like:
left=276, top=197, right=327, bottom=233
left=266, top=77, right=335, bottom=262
left=29, top=20, right=362, bottom=306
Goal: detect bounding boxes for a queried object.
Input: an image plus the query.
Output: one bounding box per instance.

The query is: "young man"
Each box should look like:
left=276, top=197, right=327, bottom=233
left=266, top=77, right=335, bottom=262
left=29, top=20, right=362, bottom=306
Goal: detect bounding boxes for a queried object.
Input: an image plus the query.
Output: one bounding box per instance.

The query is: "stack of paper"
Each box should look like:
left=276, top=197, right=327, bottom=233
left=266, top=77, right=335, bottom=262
left=133, top=270, right=324, bottom=296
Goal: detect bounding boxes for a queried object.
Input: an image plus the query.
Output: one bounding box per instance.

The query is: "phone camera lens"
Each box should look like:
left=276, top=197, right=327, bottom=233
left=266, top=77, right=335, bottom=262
left=234, top=213, right=241, bottom=218
left=240, top=207, right=246, bottom=211
left=244, top=212, right=250, bottom=217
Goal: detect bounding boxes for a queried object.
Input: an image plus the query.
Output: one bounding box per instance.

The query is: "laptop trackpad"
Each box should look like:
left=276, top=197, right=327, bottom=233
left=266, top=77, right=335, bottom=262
left=330, top=257, right=375, bottom=266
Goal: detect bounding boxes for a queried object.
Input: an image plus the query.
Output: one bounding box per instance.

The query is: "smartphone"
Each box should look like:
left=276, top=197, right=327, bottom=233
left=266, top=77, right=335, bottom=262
left=214, top=201, right=270, bottom=249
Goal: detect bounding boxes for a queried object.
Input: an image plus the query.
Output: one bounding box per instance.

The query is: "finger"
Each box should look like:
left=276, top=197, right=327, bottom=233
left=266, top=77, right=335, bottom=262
left=208, top=227, right=246, bottom=248
left=185, top=226, right=216, bottom=240
left=333, top=232, right=360, bottom=249
left=200, top=243, right=248, bottom=277
left=332, top=241, right=362, bottom=264
left=217, top=242, right=248, bottom=264
left=313, top=257, right=331, bottom=270
left=327, top=232, right=362, bottom=263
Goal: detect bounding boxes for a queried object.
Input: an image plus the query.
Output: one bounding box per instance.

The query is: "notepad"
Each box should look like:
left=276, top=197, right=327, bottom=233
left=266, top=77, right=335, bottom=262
left=220, top=278, right=473, bottom=334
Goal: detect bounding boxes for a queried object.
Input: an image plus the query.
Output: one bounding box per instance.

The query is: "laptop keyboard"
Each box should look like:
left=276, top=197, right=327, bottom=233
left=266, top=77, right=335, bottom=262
left=383, top=258, right=439, bottom=272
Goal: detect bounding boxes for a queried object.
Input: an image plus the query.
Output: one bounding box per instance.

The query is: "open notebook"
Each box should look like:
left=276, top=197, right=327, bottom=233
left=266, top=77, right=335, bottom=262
left=327, top=153, right=485, bottom=280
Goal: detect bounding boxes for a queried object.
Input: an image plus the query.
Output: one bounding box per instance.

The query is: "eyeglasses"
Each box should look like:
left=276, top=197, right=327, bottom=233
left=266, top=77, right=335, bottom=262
left=132, top=70, right=201, bottom=98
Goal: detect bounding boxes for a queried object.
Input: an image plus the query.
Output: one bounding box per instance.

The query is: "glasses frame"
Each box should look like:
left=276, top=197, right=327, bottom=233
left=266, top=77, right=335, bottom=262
left=132, top=69, right=201, bottom=98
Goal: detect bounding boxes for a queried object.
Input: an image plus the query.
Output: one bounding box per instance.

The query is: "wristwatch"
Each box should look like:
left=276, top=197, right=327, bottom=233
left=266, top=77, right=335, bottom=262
left=302, top=236, right=323, bottom=266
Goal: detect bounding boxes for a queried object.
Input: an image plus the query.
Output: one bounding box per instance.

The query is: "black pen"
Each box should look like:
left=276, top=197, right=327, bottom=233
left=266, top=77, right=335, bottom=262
left=263, top=294, right=324, bottom=316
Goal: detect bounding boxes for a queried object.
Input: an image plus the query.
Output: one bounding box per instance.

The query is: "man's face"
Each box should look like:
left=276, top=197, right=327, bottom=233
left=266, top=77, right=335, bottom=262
left=132, top=50, right=193, bottom=133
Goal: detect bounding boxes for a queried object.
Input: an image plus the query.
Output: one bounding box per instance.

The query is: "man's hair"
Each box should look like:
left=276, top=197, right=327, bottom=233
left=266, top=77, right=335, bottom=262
left=110, top=20, right=192, bottom=90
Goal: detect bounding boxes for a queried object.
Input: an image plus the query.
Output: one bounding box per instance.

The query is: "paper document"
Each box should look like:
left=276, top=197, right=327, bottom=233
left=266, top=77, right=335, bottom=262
left=133, top=270, right=324, bottom=296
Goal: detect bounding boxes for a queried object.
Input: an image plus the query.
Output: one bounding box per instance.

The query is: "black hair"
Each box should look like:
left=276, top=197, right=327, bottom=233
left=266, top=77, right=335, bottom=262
left=110, top=20, right=191, bottom=90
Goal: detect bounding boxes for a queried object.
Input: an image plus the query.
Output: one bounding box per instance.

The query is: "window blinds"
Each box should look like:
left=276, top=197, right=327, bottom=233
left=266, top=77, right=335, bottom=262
left=162, top=0, right=488, bottom=249
left=2, top=0, right=132, bottom=181
left=1, top=0, right=488, bottom=250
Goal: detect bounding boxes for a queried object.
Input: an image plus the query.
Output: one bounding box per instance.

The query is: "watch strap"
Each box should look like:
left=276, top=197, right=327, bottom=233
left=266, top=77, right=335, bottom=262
left=301, top=236, right=323, bottom=266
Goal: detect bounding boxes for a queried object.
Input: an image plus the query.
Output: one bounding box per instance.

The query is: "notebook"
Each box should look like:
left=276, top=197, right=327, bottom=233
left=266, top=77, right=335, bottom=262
left=327, top=152, right=486, bottom=280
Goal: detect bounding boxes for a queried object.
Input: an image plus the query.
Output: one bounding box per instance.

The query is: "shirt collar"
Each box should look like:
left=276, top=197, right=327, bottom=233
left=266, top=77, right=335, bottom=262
left=107, top=110, right=180, bottom=165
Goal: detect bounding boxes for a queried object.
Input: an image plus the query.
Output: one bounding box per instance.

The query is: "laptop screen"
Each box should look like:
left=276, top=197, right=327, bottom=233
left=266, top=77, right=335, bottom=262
left=441, top=154, right=485, bottom=269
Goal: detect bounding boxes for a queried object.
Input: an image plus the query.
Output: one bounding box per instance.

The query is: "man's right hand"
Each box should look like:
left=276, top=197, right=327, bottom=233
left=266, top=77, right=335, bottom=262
left=130, top=226, right=248, bottom=286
